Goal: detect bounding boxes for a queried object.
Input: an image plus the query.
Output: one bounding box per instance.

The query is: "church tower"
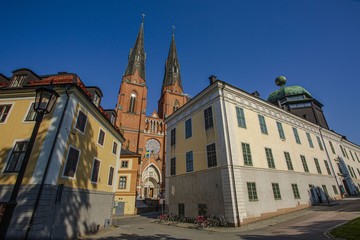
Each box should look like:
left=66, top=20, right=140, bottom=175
left=158, top=29, right=188, bottom=119
left=115, top=22, right=188, bottom=200
left=115, top=19, right=147, bottom=153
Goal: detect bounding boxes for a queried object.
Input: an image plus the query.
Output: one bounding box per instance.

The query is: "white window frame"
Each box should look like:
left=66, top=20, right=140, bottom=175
left=74, top=109, right=88, bottom=134
left=62, top=145, right=81, bottom=180
left=97, top=128, right=106, bottom=147
left=90, top=158, right=101, bottom=184
left=0, top=102, right=14, bottom=124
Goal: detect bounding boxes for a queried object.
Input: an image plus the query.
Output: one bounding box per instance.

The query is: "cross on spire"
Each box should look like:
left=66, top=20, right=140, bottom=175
left=141, top=13, right=146, bottom=22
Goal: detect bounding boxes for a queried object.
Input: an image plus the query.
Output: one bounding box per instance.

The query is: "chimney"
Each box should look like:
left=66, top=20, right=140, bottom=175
left=209, top=75, right=217, bottom=85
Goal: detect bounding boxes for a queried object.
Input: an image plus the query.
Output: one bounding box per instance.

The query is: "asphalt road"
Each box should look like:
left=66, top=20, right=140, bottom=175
left=82, top=197, right=360, bottom=240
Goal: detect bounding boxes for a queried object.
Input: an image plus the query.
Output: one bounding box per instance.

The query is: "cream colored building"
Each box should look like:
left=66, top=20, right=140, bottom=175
left=165, top=78, right=360, bottom=226
left=114, top=149, right=140, bottom=215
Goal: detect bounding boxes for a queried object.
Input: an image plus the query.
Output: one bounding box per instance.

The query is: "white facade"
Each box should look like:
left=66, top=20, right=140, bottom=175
left=165, top=81, right=360, bottom=226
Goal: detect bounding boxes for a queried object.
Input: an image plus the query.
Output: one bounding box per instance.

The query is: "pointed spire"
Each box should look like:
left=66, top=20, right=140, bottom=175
left=162, top=26, right=183, bottom=92
left=123, top=16, right=146, bottom=81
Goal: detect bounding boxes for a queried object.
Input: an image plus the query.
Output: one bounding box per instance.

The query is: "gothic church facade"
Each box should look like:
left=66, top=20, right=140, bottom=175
left=115, top=20, right=188, bottom=199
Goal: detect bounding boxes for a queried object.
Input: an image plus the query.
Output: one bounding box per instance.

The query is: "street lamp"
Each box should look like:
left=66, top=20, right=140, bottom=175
left=0, top=86, right=59, bottom=239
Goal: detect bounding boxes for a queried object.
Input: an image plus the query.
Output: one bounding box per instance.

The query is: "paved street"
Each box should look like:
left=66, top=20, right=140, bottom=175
left=82, top=197, right=360, bottom=240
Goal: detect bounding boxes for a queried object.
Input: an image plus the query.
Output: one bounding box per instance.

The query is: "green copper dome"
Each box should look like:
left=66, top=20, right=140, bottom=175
left=268, top=74, right=314, bottom=103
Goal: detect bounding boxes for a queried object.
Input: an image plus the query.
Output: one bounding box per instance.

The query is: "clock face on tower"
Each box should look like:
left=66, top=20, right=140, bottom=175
left=145, top=139, right=161, bottom=154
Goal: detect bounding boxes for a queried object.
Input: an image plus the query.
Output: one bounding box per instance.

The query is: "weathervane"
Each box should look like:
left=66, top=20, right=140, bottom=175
left=141, top=13, right=146, bottom=22
left=171, top=25, right=176, bottom=34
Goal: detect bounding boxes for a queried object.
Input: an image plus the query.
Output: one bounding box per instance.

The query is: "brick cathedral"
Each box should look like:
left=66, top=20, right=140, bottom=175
left=115, top=19, right=188, bottom=199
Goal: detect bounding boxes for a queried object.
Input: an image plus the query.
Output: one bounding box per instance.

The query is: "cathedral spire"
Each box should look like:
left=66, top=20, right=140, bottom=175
left=161, top=27, right=183, bottom=93
left=123, top=17, right=146, bottom=81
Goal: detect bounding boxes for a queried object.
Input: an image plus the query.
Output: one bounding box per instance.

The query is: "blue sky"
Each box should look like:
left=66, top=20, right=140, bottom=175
left=1, top=0, right=360, bottom=145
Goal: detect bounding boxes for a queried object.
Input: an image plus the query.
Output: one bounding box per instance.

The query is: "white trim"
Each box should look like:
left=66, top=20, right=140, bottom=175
left=61, top=145, right=81, bottom=180
left=22, top=101, right=37, bottom=123
left=107, top=165, right=115, bottom=187
left=74, top=108, right=88, bottom=135
left=90, top=158, right=101, bottom=184
left=97, top=128, right=106, bottom=147
left=0, top=102, right=15, bottom=125
left=120, top=160, right=129, bottom=168
left=1, top=138, right=29, bottom=174
left=112, top=141, right=118, bottom=156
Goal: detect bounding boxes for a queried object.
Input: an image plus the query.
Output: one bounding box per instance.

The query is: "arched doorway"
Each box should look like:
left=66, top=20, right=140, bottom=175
left=141, top=165, right=161, bottom=199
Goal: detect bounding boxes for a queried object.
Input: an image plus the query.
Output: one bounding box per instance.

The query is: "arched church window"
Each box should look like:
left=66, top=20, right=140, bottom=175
left=129, top=92, right=136, bottom=113
left=173, top=100, right=179, bottom=112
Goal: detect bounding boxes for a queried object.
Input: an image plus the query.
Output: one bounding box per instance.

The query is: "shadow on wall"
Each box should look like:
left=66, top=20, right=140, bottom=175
left=0, top=100, right=110, bottom=239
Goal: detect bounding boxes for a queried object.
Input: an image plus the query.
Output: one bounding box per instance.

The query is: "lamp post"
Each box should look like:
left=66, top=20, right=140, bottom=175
left=0, top=86, right=59, bottom=239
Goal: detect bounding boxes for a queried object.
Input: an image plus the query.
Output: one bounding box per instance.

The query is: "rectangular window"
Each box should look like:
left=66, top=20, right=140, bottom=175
left=242, top=143, right=252, bottom=166
left=276, top=122, right=285, bottom=140
left=347, top=165, right=354, bottom=177
left=0, top=104, right=12, bottom=123
left=343, top=147, right=349, bottom=158
left=75, top=110, right=87, bottom=133
left=258, top=115, right=268, bottom=134
left=207, top=143, right=217, bottom=168
left=293, top=128, right=301, bottom=144
left=185, top=119, right=192, bottom=139
left=340, top=145, right=346, bottom=158
left=121, top=160, right=128, bottom=168
left=25, top=103, right=38, bottom=121
left=324, top=160, right=332, bottom=175
left=98, top=129, right=105, bottom=146
left=204, top=106, right=214, bottom=129
left=178, top=203, right=185, bottom=217
left=314, top=158, right=322, bottom=174
left=322, top=185, right=328, bottom=195
left=316, top=136, right=324, bottom=151
left=170, top=157, right=176, bottom=175
left=63, top=147, right=80, bottom=178
left=9, top=75, right=27, bottom=87
left=119, top=176, right=127, bottom=189
left=91, top=159, right=101, bottom=183
left=329, top=141, right=336, bottom=154
left=108, top=166, right=114, bottom=186
left=357, top=168, right=360, bottom=176
left=300, top=155, right=309, bottom=172
left=349, top=150, right=355, bottom=161
left=284, top=152, right=294, bottom=170
left=236, top=106, right=246, bottom=128
left=306, top=133, right=314, bottom=148
left=112, top=142, right=118, bottom=155
left=351, top=167, right=357, bottom=179
left=272, top=183, right=282, bottom=200
left=247, top=182, right=258, bottom=201
left=4, top=141, right=29, bottom=172
left=171, top=128, right=176, bottom=146
left=355, top=152, right=360, bottom=162
left=291, top=184, right=301, bottom=199
left=265, top=148, right=275, bottom=169
left=186, top=151, right=194, bottom=172
left=332, top=185, right=339, bottom=195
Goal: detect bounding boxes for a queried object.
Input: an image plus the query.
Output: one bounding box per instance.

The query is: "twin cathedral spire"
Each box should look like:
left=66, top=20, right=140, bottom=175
left=115, top=18, right=188, bottom=153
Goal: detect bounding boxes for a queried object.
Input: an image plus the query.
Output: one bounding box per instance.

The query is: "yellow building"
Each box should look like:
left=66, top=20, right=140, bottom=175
left=114, top=149, right=141, bottom=215
left=0, top=69, right=125, bottom=239
left=165, top=77, right=360, bottom=226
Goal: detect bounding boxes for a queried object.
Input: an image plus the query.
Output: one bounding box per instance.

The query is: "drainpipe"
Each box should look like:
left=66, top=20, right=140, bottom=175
left=319, top=127, right=341, bottom=195
left=220, top=83, right=240, bottom=227
left=25, top=86, right=71, bottom=239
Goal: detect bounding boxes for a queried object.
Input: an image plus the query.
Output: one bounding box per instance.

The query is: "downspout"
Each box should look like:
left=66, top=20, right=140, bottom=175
left=25, top=86, right=71, bottom=239
left=220, top=83, right=240, bottom=227
left=319, top=127, right=341, bottom=194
